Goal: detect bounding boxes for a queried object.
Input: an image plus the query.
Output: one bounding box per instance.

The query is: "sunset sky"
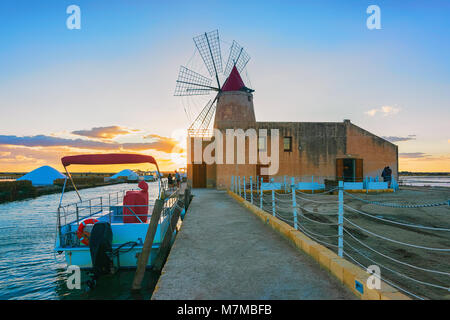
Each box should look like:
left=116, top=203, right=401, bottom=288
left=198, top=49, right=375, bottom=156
left=1, top=1, right=449, bottom=173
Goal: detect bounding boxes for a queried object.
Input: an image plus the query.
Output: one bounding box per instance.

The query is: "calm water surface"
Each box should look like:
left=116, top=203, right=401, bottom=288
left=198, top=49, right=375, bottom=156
left=399, top=175, right=450, bottom=188
left=0, top=182, right=161, bottom=300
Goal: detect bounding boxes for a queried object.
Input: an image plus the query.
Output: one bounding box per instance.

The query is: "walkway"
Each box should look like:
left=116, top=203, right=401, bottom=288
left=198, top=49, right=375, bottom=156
left=152, top=189, right=355, bottom=299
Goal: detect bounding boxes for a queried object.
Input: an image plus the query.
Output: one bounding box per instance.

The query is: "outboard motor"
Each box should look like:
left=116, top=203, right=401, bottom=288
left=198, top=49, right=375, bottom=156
left=87, top=221, right=113, bottom=289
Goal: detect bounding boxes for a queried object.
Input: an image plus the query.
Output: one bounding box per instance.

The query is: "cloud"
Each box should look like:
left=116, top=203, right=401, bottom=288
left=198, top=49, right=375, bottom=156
left=0, top=134, right=116, bottom=150
left=0, top=132, right=183, bottom=154
left=365, top=105, right=400, bottom=117
left=143, top=134, right=181, bottom=153
left=382, top=135, right=416, bottom=142
left=0, top=128, right=185, bottom=171
left=399, top=152, right=428, bottom=159
left=71, top=126, right=139, bottom=140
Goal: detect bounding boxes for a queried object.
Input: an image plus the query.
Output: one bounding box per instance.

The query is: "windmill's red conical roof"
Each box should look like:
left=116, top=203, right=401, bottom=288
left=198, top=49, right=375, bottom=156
left=222, top=65, right=245, bottom=91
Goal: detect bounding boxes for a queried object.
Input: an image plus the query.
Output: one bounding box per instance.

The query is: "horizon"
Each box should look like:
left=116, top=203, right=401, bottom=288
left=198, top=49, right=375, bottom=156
left=1, top=1, right=449, bottom=173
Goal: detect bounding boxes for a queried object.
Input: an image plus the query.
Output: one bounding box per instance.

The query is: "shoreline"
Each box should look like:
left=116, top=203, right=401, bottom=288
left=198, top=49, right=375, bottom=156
left=0, top=181, right=129, bottom=204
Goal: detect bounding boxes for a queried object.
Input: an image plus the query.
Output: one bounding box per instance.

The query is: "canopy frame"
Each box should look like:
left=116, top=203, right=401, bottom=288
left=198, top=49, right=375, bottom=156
left=59, top=153, right=161, bottom=205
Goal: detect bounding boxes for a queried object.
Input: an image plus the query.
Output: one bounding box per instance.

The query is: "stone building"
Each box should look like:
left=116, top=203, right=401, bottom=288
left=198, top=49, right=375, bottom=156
left=187, top=67, right=398, bottom=189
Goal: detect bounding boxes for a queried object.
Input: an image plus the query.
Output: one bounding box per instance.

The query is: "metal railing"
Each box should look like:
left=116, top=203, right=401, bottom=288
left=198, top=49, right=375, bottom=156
left=57, top=189, right=128, bottom=228
left=57, top=187, right=179, bottom=247
left=230, top=175, right=450, bottom=300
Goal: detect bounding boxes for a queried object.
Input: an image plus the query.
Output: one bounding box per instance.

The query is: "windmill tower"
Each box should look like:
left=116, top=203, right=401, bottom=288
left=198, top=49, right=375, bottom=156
left=174, top=30, right=255, bottom=136
left=174, top=30, right=255, bottom=188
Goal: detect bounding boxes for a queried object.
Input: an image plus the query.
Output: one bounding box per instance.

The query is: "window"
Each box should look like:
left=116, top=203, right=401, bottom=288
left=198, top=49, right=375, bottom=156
left=258, top=136, right=266, bottom=151
left=283, top=137, right=292, bottom=152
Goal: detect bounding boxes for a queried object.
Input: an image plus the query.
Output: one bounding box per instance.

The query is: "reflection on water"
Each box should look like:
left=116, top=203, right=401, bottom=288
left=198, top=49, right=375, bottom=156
left=0, top=182, right=160, bottom=300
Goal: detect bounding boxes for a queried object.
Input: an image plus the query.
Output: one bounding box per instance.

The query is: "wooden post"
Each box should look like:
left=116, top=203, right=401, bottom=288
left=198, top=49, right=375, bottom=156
left=132, top=198, right=164, bottom=290
left=152, top=200, right=183, bottom=272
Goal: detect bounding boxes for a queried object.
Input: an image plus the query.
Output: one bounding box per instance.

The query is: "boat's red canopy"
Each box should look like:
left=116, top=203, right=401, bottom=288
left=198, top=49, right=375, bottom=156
left=61, top=153, right=158, bottom=168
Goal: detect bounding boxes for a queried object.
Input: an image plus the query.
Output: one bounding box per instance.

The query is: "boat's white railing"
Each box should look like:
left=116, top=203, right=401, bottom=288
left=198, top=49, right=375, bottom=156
left=57, top=187, right=182, bottom=248
left=58, top=189, right=126, bottom=226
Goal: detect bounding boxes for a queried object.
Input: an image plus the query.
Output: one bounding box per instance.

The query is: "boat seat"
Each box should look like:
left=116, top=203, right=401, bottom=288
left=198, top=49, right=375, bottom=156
left=123, top=181, right=149, bottom=223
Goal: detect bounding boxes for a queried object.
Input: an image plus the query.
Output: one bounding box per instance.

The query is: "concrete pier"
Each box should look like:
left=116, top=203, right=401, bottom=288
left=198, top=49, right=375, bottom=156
left=152, top=189, right=355, bottom=300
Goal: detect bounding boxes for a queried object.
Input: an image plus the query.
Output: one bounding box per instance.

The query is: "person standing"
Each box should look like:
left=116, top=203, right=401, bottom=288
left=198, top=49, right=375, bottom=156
left=175, top=170, right=181, bottom=188
left=386, top=166, right=392, bottom=188
left=381, top=166, right=388, bottom=182
left=167, top=173, right=173, bottom=190
left=381, top=166, right=392, bottom=188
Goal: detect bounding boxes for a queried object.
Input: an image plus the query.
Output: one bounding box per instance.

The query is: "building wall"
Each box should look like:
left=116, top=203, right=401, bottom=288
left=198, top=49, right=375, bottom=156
left=212, top=121, right=397, bottom=189
left=188, top=88, right=397, bottom=189
left=254, top=122, right=347, bottom=183
left=345, top=122, right=398, bottom=180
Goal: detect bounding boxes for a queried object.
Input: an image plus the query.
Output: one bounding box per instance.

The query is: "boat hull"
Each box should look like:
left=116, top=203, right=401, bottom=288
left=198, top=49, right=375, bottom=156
left=56, top=210, right=174, bottom=269
left=61, top=245, right=160, bottom=269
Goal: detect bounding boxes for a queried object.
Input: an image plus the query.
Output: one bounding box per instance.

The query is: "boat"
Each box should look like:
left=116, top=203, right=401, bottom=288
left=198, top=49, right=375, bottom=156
left=142, top=171, right=157, bottom=182
left=54, top=153, right=182, bottom=270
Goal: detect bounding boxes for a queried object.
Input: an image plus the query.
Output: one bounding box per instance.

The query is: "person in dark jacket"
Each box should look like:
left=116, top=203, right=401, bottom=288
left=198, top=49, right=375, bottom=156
left=175, top=170, right=181, bottom=188
left=381, top=167, right=388, bottom=182
left=167, top=173, right=173, bottom=189
left=381, top=166, right=392, bottom=187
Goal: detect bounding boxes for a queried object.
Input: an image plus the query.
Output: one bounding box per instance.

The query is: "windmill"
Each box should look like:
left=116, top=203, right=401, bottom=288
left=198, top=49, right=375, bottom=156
left=174, top=30, right=253, bottom=136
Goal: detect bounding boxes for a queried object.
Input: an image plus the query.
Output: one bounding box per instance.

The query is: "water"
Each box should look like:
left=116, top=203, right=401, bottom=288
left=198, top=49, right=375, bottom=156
left=0, top=182, right=161, bottom=300
left=399, top=175, right=450, bottom=188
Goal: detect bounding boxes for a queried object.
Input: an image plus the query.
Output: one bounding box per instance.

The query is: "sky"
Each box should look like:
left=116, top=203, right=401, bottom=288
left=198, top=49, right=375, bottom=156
left=0, top=0, right=449, bottom=173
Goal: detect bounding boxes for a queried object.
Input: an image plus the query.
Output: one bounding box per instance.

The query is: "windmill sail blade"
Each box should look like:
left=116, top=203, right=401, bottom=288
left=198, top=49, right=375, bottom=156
left=193, top=30, right=223, bottom=87
left=174, top=66, right=214, bottom=96
left=224, top=40, right=250, bottom=78
left=188, top=96, right=217, bottom=133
